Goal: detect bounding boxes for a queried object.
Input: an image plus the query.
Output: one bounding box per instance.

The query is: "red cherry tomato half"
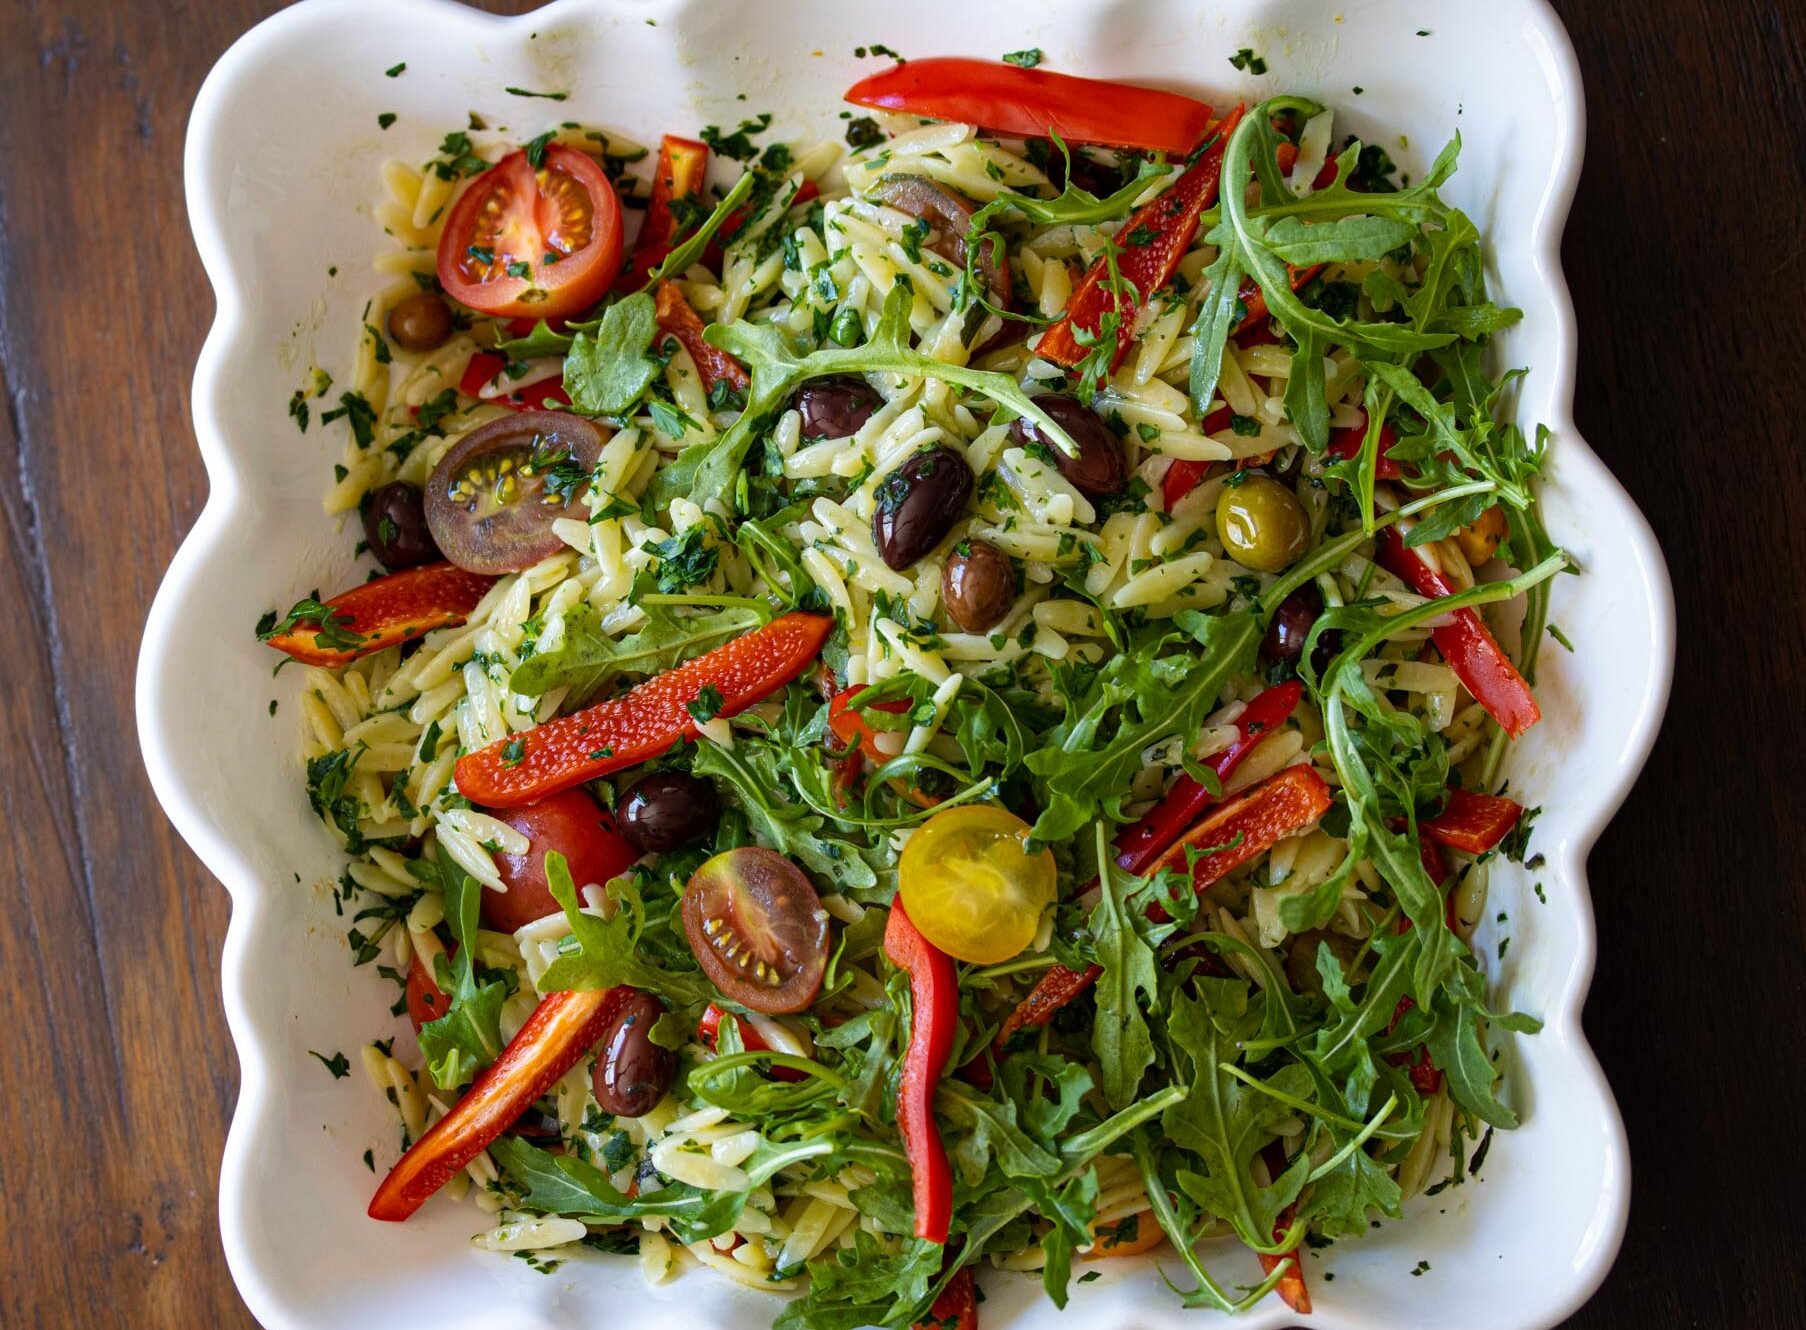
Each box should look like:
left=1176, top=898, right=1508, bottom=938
left=483, top=789, right=640, bottom=933
left=437, top=144, right=623, bottom=320
left=405, top=947, right=452, bottom=1032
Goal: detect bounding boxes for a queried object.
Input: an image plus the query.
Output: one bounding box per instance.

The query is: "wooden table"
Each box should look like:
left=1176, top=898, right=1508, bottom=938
left=2, top=2, right=1800, bottom=1326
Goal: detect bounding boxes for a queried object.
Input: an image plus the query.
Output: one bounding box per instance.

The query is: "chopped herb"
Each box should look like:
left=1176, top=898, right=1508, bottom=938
left=1229, top=413, right=1263, bottom=437
left=845, top=116, right=884, bottom=149
left=500, top=737, right=527, bottom=767
left=1228, top=47, right=1269, bottom=75
left=524, top=129, right=556, bottom=168
left=309, top=1049, right=351, bottom=1079
left=384, top=62, right=406, bottom=77
left=505, top=86, right=569, bottom=100
left=258, top=595, right=362, bottom=652
left=377, top=112, right=397, bottom=130
left=687, top=684, right=726, bottom=724
left=1002, top=48, right=1043, bottom=68
left=700, top=113, right=773, bottom=162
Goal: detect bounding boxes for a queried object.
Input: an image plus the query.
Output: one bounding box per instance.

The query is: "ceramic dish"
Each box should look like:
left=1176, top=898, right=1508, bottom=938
left=138, top=1, right=1671, bottom=1327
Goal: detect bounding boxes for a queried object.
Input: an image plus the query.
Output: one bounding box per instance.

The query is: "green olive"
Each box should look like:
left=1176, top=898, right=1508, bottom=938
left=1216, top=474, right=1310, bottom=573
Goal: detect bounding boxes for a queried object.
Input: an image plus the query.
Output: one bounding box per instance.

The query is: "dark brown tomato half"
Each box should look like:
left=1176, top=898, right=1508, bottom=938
left=591, top=989, right=677, bottom=1118
left=425, top=410, right=608, bottom=574
left=681, top=847, right=829, bottom=1014
left=868, top=175, right=1011, bottom=313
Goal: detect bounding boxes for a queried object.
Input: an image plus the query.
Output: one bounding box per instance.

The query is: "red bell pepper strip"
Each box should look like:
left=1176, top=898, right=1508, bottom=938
left=1256, top=1203, right=1312, bottom=1313
left=619, top=135, right=710, bottom=292
left=1325, top=409, right=1405, bottom=480
left=705, top=179, right=821, bottom=269
left=1110, top=680, right=1305, bottom=875
left=1037, top=106, right=1246, bottom=373
left=1376, top=528, right=1542, bottom=739
left=1422, top=787, right=1524, bottom=855
left=993, top=765, right=1332, bottom=1053
left=261, top=562, right=496, bottom=666
left=369, top=986, right=631, bottom=1220
left=458, top=350, right=572, bottom=411
left=845, top=58, right=1215, bottom=156
left=456, top=611, right=832, bottom=805
left=697, top=1003, right=806, bottom=1083
left=1385, top=994, right=1446, bottom=1097
left=653, top=279, right=750, bottom=395
left=884, top=899, right=957, bottom=1245
left=828, top=685, right=911, bottom=765
left=1231, top=262, right=1324, bottom=337
left=914, top=1267, right=978, bottom=1330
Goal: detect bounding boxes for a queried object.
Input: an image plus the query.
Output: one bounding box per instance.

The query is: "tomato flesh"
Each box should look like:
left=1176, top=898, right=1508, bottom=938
left=437, top=144, right=623, bottom=320
left=681, top=847, right=829, bottom=1014
left=483, top=789, right=640, bottom=933
left=899, top=805, right=1056, bottom=964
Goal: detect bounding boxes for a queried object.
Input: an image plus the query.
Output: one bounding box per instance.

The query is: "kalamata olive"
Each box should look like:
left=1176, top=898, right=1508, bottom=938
left=362, top=481, right=441, bottom=571
left=387, top=291, right=454, bottom=352
left=1010, top=394, right=1127, bottom=497
left=1285, top=929, right=1360, bottom=997
left=941, top=538, right=1015, bottom=633
left=1217, top=473, right=1310, bottom=572
left=620, top=772, right=720, bottom=853
left=1260, top=582, right=1324, bottom=667
left=872, top=446, right=974, bottom=571
left=591, top=990, right=676, bottom=1118
left=793, top=375, right=884, bottom=440
left=867, top=175, right=1011, bottom=311
left=425, top=410, right=607, bottom=574
left=681, top=847, right=830, bottom=1014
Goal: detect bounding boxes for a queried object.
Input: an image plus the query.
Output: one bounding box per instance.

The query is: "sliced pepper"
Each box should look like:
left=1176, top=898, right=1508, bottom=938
left=1422, top=787, right=1524, bottom=854
left=458, top=350, right=572, bottom=411
left=914, top=1266, right=978, bottom=1330
left=368, top=986, right=630, bottom=1220
left=260, top=562, right=496, bottom=666
left=845, top=57, right=1216, bottom=155
left=827, top=684, right=910, bottom=765
left=993, top=764, right=1332, bottom=1053
left=1256, top=1203, right=1312, bottom=1313
left=1386, top=994, right=1445, bottom=1097
left=697, top=1003, right=805, bottom=1083
left=653, top=279, right=750, bottom=396
left=884, top=899, right=957, bottom=1245
left=1036, top=106, right=1246, bottom=374
left=455, top=611, right=832, bottom=804
left=1325, top=409, right=1405, bottom=480
left=1377, top=528, right=1542, bottom=739
left=1232, top=262, right=1324, bottom=338
left=619, top=134, right=710, bottom=292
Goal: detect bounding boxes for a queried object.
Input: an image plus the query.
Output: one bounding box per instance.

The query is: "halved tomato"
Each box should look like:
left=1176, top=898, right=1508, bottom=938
left=436, top=144, right=623, bottom=320
left=680, top=847, right=829, bottom=1014
left=483, top=789, right=640, bottom=933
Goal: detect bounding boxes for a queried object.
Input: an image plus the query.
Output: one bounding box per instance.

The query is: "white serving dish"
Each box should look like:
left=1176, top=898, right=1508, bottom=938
left=138, top=1, right=1671, bottom=1327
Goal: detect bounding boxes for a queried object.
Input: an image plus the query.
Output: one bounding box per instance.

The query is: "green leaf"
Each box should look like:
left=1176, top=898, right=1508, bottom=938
left=1187, top=240, right=1244, bottom=414
left=536, top=851, right=715, bottom=1006
left=1088, top=824, right=1159, bottom=1109
left=643, top=170, right=757, bottom=289
left=1030, top=1168, right=1099, bottom=1309
left=508, top=604, right=763, bottom=701
left=691, top=738, right=880, bottom=894
left=774, top=1231, right=944, bottom=1330
left=939, top=1082, right=1063, bottom=1184
left=411, top=856, right=506, bottom=1090
left=563, top=291, right=659, bottom=414
left=1256, top=214, right=1420, bottom=265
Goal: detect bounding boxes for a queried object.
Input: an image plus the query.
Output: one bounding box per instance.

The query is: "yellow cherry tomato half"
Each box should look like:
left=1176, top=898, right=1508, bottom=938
left=898, top=805, right=1057, bottom=964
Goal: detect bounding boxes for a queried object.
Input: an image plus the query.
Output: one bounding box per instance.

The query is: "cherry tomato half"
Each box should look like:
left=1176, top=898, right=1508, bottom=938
left=437, top=144, right=623, bottom=320
left=680, top=847, right=829, bottom=1014
left=405, top=946, right=452, bottom=1032
left=483, top=789, right=639, bottom=933
left=898, top=805, right=1056, bottom=964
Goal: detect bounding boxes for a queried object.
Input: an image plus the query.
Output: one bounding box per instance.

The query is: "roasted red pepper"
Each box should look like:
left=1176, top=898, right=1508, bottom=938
left=827, top=685, right=911, bottom=765
left=653, top=279, right=750, bottom=396
left=884, top=899, right=957, bottom=1245
left=1232, top=262, right=1324, bottom=337
left=1324, top=409, right=1405, bottom=480
left=1422, top=787, right=1524, bottom=855
left=1256, top=1203, right=1312, bottom=1313
left=458, top=350, right=572, bottom=411
left=1037, top=106, right=1246, bottom=374
left=456, top=611, right=831, bottom=804
left=993, top=764, right=1332, bottom=1053
left=1386, top=994, right=1445, bottom=1097
left=369, top=986, right=630, bottom=1220
left=620, top=134, right=710, bottom=292
left=1377, top=528, right=1542, bottom=739
left=261, top=562, right=496, bottom=666
left=846, top=57, right=1215, bottom=155
left=914, top=1266, right=978, bottom=1330
left=697, top=1003, right=806, bottom=1083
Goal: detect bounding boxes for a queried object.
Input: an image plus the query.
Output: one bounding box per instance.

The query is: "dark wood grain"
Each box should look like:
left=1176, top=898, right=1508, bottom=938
left=0, top=1, right=1799, bottom=1326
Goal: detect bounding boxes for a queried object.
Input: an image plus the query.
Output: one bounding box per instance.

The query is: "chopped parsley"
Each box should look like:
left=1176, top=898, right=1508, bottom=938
left=377, top=112, right=397, bottom=130
left=1002, top=48, right=1043, bottom=68
left=505, top=86, right=569, bottom=101
left=686, top=685, right=726, bottom=724
left=1228, top=47, right=1269, bottom=75
left=309, top=1050, right=351, bottom=1078
left=384, top=62, right=406, bottom=77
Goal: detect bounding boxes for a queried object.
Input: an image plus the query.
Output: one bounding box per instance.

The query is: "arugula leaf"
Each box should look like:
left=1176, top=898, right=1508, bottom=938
left=1254, top=213, right=1420, bottom=265
left=939, top=1082, right=1062, bottom=1184
left=646, top=280, right=1081, bottom=512
left=1423, top=958, right=1542, bottom=1128
left=563, top=291, right=659, bottom=414
left=691, top=739, right=880, bottom=895
left=411, top=855, right=506, bottom=1090
left=537, top=851, right=714, bottom=1007
left=774, top=1231, right=943, bottom=1330
left=1030, top=1167, right=1099, bottom=1309
left=643, top=170, right=758, bottom=289
left=509, top=604, right=762, bottom=701
left=1088, top=824, right=1159, bottom=1109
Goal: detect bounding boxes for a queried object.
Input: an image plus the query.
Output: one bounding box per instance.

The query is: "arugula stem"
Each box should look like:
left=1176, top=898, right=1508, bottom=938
left=1305, top=1091, right=1400, bottom=1181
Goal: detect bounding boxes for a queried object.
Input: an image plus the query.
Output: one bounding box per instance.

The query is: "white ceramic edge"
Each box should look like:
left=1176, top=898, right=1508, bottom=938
left=134, top=2, right=1674, bottom=1327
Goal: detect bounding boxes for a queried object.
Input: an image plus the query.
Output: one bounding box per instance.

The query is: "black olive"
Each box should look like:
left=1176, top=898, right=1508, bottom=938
left=424, top=411, right=608, bottom=574
left=591, top=990, right=675, bottom=1118
left=872, top=446, right=974, bottom=571
left=867, top=175, right=1011, bottom=311
left=1261, top=582, right=1340, bottom=676
left=792, top=375, right=884, bottom=440
left=620, top=772, right=720, bottom=853
left=941, top=538, right=1015, bottom=633
left=387, top=291, right=454, bottom=352
left=362, top=481, right=441, bottom=571
left=1011, top=394, right=1127, bottom=496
